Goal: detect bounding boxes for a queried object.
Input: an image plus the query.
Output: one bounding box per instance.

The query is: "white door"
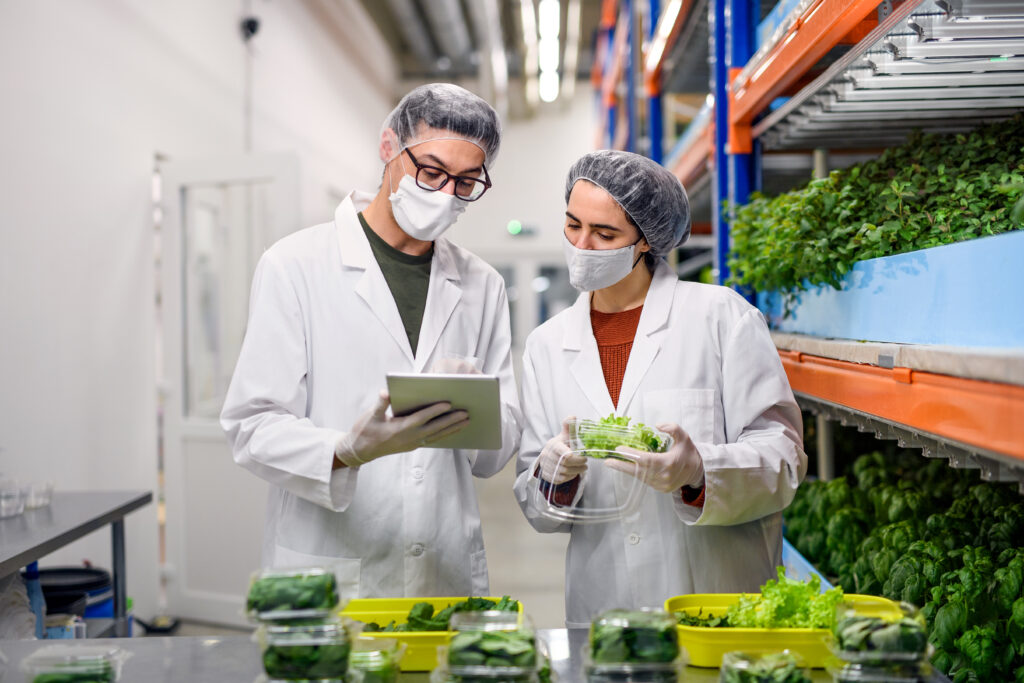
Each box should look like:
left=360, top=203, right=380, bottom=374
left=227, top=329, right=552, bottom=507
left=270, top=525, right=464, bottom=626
left=160, top=154, right=300, bottom=626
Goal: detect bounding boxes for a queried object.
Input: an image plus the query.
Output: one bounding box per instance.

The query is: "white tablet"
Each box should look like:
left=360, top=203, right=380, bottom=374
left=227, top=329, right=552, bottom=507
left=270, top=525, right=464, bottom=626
left=386, top=373, right=502, bottom=450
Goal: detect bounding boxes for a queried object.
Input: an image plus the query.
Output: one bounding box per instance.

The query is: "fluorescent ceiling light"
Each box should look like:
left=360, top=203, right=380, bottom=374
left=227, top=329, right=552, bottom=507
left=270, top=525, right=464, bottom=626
left=539, top=71, right=560, bottom=102
left=539, top=0, right=560, bottom=40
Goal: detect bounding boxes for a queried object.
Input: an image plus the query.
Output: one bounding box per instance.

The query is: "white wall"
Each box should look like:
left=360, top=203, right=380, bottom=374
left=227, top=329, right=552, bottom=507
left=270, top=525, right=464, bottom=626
left=0, top=0, right=395, bottom=621
left=446, top=89, right=599, bottom=349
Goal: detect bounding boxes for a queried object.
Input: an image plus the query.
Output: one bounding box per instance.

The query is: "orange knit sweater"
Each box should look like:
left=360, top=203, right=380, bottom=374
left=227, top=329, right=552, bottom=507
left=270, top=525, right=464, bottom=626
left=590, top=306, right=644, bottom=407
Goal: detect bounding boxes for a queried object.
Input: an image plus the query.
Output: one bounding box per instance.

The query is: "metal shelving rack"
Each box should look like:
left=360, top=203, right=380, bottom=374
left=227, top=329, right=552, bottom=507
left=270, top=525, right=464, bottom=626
left=591, top=0, right=1024, bottom=481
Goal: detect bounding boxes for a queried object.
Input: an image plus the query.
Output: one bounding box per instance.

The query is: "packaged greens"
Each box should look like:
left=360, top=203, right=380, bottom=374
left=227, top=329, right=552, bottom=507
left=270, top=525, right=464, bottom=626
left=257, top=618, right=351, bottom=681
left=349, top=637, right=405, bottom=683
left=832, top=602, right=928, bottom=664
left=246, top=566, right=340, bottom=621
left=571, top=415, right=671, bottom=460
left=589, top=609, right=680, bottom=664
left=828, top=661, right=934, bottom=682
left=449, top=630, right=537, bottom=669
left=21, top=645, right=129, bottom=683
left=719, top=651, right=811, bottom=683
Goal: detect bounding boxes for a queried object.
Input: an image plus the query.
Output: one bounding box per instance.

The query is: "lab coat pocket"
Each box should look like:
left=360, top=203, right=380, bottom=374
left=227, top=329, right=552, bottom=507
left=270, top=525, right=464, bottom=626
left=641, top=388, right=715, bottom=443
left=469, top=548, right=489, bottom=597
left=272, top=543, right=361, bottom=601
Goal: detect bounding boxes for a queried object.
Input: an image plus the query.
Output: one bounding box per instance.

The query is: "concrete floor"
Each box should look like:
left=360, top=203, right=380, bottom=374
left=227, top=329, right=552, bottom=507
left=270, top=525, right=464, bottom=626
left=165, top=460, right=569, bottom=637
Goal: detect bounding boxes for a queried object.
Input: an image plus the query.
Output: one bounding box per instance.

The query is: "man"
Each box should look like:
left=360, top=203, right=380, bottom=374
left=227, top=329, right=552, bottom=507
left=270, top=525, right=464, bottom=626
left=221, top=83, right=521, bottom=599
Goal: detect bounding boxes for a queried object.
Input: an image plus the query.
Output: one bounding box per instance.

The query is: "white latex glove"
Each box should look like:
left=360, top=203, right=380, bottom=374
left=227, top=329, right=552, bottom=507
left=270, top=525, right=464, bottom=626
left=606, top=423, right=704, bottom=493
left=428, top=357, right=482, bottom=374
left=335, top=390, right=469, bottom=467
left=535, top=417, right=588, bottom=484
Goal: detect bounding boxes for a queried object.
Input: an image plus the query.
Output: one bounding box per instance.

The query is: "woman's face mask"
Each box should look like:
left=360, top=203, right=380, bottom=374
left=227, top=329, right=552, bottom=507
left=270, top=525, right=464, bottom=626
left=562, top=234, right=644, bottom=291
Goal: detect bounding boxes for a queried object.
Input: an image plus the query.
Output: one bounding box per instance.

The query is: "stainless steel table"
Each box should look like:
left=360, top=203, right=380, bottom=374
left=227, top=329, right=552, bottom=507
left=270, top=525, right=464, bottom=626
left=0, top=631, right=952, bottom=682
left=0, top=491, right=153, bottom=637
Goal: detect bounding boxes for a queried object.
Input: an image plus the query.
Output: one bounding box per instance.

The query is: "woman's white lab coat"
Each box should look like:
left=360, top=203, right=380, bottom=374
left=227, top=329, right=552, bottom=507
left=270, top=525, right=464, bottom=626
left=513, top=261, right=805, bottom=627
left=222, top=191, right=521, bottom=599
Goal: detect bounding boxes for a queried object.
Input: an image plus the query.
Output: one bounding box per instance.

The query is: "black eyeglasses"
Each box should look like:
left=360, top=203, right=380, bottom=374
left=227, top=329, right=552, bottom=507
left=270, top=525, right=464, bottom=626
left=404, top=148, right=492, bottom=202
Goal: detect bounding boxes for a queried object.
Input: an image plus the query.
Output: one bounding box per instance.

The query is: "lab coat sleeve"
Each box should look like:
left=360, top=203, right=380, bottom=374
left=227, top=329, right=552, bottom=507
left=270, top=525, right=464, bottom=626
left=220, top=251, right=358, bottom=512
left=674, top=308, right=806, bottom=526
left=462, top=282, right=523, bottom=478
left=513, top=341, right=574, bottom=534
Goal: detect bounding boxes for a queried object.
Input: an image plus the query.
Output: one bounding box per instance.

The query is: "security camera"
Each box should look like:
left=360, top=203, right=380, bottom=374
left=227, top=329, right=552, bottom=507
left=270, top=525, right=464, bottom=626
left=240, top=16, right=260, bottom=41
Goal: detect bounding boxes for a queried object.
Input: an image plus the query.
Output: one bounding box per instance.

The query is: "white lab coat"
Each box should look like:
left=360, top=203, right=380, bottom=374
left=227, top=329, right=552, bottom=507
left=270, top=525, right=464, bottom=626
left=222, top=191, right=522, bottom=599
left=513, top=261, right=805, bottom=627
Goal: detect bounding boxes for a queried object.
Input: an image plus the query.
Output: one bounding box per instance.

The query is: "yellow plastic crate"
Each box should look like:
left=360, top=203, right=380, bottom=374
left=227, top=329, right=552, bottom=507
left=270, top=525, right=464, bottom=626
left=341, top=596, right=525, bottom=672
left=664, top=593, right=902, bottom=668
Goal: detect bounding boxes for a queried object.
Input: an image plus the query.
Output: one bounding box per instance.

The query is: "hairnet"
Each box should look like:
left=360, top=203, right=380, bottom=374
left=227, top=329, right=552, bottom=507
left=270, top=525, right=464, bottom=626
left=565, top=150, right=691, bottom=255
left=381, top=83, right=501, bottom=167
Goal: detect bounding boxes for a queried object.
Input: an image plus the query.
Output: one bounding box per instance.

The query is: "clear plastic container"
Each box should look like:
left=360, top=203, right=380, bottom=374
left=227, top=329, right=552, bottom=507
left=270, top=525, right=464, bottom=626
left=586, top=609, right=686, bottom=682
left=0, top=479, right=25, bottom=519
left=349, top=637, right=406, bottom=683
left=829, top=602, right=929, bottom=666
left=256, top=618, right=353, bottom=682
left=25, top=482, right=54, bottom=509
left=828, top=661, right=934, bottom=682
left=718, top=650, right=811, bottom=683
left=246, top=566, right=343, bottom=622
left=21, top=644, right=130, bottom=682
left=446, top=611, right=538, bottom=678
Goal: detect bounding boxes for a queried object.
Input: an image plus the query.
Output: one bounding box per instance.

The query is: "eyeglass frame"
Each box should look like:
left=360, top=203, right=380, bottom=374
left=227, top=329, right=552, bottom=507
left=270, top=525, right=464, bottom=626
left=402, top=147, right=492, bottom=202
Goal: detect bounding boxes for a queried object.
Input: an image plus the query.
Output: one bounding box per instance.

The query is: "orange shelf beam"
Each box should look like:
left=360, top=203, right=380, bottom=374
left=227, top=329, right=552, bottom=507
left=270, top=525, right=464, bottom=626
left=778, top=350, right=1024, bottom=461
left=671, top=117, right=714, bottom=189
left=728, top=0, right=879, bottom=153
left=643, top=0, right=699, bottom=97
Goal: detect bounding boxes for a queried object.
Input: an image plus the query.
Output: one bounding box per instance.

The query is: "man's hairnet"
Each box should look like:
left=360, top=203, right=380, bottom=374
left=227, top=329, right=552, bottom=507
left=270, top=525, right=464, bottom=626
left=381, top=83, right=501, bottom=167
left=565, top=150, right=691, bottom=255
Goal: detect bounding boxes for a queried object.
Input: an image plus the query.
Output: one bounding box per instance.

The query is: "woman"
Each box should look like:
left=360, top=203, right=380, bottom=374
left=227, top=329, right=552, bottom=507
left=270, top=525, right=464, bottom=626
left=513, top=150, right=806, bottom=628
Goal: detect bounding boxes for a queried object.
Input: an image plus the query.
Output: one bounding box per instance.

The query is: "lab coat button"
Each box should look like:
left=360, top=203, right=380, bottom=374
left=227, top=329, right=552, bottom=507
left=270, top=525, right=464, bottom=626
left=411, top=466, right=424, bottom=481
left=410, top=543, right=425, bottom=557
left=628, top=533, right=640, bottom=545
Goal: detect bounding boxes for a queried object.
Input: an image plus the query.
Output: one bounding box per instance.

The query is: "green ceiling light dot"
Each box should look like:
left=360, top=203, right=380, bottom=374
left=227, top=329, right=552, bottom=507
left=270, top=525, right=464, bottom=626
left=507, top=219, right=523, bottom=235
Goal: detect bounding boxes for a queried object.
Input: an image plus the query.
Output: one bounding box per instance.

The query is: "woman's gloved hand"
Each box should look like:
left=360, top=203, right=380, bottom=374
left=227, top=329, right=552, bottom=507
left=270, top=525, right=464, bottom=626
left=607, top=423, right=704, bottom=493
left=535, top=417, right=588, bottom=484
left=334, top=390, right=469, bottom=468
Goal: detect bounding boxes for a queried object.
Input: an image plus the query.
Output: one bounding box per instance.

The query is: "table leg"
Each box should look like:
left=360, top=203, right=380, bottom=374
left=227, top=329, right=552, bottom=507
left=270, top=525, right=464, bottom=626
left=111, top=519, right=127, bottom=637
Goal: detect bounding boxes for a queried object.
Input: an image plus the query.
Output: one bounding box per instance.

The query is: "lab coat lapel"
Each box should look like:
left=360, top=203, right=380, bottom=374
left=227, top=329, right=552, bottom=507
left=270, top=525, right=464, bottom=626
left=413, top=238, right=462, bottom=372
left=334, top=193, right=415, bottom=363
left=564, top=293, right=615, bottom=417
left=616, top=262, right=677, bottom=413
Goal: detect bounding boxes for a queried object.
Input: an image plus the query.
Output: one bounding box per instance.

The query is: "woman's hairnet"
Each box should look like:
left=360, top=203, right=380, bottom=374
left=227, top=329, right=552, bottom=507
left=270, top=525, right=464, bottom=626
left=381, top=83, right=501, bottom=167
left=565, top=150, right=691, bottom=255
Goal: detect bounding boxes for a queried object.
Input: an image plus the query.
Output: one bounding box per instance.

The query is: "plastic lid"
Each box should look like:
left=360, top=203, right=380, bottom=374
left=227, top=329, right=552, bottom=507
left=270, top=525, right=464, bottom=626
left=719, top=650, right=811, bottom=682
left=246, top=566, right=342, bottom=622
left=449, top=609, right=533, bottom=633
left=259, top=618, right=351, bottom=647
left=21, top=645, right=129, bottom=679
left=589, top=609, right=681, bottom=667
left=526, top=416, right=671, bottom=524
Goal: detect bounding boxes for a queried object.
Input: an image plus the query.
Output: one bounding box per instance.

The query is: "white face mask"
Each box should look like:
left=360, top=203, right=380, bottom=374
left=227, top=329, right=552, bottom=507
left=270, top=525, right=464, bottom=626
left=562, top=234, right=644, bottom=291
left=388, top=172, right=467, bottom=242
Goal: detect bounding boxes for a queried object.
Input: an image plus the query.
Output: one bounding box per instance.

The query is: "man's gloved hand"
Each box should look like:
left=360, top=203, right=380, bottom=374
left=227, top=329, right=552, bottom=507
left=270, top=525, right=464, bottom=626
left=535, top=417, right=588, bottom=484
left=428, top=357, right=482, bottom=374
left=606, top=423, right=704, bottom=493
left=334, top=390, right=469, bottom=468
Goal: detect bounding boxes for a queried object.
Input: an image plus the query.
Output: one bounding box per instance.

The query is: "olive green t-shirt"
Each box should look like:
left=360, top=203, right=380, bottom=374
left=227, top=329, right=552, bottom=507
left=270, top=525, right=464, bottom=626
left=358, top=212, right=432, bottom=355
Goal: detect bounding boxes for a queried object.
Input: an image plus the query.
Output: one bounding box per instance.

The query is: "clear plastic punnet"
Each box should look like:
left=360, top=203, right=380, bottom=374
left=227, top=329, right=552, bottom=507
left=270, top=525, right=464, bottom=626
left=349, top=636, right=406, bottom=683
left=256, top=617, right=354, bottom=682
left=585, top=608, right=687, bottom=682
left=431, top=610, right=546, bottom=683
left=527, top=417, right=672, bottom=524
left=21, top=644, right=131, bottom=682
left=827, top=660, right=935, bottom=683
left=718, top=650, right=811, bottom=683
left=246, top=566, right=345, bottom=622
left=829, top=601, right=930, bottom=666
